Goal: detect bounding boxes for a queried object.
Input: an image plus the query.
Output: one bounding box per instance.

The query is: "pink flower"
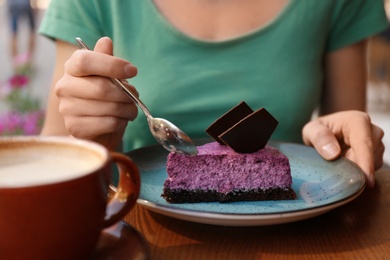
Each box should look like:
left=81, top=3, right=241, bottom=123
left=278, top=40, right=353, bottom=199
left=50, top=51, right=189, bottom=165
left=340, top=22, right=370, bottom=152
left=0, top=118, right=5, bottom=134
left=0, top=110, right=44, bottom=136
left=4, top=112, right=23, bottom=132
left=8, top=75, right=30, bottom=89
left=22, top=111, right=45, bottom=135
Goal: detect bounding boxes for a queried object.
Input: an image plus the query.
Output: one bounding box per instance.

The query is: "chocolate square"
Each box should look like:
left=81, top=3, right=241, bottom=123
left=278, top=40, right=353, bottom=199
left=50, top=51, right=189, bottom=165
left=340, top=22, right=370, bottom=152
left=218, top=108, right=278, bottom=153
left=205, top=101, right=253, bottom=144
left=205, top=101, right=279, bottom=153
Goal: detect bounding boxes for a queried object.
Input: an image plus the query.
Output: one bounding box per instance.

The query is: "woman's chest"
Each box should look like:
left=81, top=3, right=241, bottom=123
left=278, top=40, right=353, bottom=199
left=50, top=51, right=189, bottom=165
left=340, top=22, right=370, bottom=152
left=153, top=0, right=290, bottom=41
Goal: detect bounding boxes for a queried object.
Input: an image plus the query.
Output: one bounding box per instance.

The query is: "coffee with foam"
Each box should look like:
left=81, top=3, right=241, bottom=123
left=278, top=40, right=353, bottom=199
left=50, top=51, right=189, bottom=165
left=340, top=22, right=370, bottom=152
left=0, top=136, right=140, bottom=259
left=0, top=138, right=106, bottom=188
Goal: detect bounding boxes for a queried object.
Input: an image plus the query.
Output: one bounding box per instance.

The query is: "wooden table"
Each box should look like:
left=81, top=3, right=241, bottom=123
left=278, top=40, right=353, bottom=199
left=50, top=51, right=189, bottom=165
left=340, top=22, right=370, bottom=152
left=124, top=167, right=390, bottom=259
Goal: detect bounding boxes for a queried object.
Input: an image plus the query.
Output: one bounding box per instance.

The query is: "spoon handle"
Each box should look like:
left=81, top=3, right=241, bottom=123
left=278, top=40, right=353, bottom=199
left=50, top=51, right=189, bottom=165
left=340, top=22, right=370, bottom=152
left=108, top=78, right=152, bottom=118
left=75, top=38, right=153, bottom=118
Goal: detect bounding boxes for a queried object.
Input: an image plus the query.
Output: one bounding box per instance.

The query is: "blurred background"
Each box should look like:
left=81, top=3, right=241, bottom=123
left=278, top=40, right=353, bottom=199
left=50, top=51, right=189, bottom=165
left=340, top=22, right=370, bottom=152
left=0, top=0, right=52, bottom=136
left=0, top=0, right=389, bottom=164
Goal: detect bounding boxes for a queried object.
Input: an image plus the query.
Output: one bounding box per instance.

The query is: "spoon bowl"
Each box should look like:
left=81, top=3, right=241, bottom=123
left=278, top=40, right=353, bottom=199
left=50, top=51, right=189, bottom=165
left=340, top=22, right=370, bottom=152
left=75, top=38, right=197, bottom=156
left=148, top=117, right=198, bottom=155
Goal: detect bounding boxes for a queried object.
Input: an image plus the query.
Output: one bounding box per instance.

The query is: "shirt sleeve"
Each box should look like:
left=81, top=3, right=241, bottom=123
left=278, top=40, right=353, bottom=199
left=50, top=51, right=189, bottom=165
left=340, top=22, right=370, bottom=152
left=327, top=0, right=389, bottom=51
left=38, top=0, right=104, bottom=48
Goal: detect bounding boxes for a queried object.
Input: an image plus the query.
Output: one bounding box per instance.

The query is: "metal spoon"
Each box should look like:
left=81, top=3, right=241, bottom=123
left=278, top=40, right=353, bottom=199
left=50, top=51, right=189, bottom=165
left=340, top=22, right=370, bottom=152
left=75, top=37, right=197, bottom=156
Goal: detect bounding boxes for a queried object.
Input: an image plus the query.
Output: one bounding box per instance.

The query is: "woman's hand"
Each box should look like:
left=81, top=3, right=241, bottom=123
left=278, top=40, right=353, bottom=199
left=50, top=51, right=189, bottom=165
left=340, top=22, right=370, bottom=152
left=55, top=37, right=138, bottom=150
left=302, top=110, right=385, bottom=188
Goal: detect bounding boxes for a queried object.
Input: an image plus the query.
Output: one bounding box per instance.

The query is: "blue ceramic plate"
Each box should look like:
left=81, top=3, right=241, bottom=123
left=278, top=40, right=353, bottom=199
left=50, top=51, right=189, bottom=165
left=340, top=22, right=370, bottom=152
left=129, top=139, right=366, bottom=226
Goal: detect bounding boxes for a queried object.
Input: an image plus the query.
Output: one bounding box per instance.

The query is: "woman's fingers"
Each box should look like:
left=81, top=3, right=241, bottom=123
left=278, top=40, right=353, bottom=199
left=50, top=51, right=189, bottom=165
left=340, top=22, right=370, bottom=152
left=302, top=111, right=385, bottom=188
left=63, top=115, right=129, bottom=141
left=53, top=36, right=140, bottom=150
left=65, top=38, right=137, bottom=79
left=65, top=50, right=137, bottom=79
left=302, top=121, right=341, bottom=161
left=94, top=36, right=114, bottom=55
left=344, top=113, right=375, bottom=185
left=58, top=96, right=138, bottom=121
left=56, top=74, right=138, bottom=102
left=371, top=124, right=385, bottom=170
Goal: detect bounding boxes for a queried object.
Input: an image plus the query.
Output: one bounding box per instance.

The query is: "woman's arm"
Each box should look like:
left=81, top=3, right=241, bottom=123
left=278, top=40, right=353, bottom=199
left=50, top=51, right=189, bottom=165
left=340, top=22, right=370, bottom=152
left=320, top=40, right=367, bottom=114
left=40, top=40, right=78, bottom=136
left=303, top=40, right=385, bottom=187
left=40, top=38, right=139, bottom=150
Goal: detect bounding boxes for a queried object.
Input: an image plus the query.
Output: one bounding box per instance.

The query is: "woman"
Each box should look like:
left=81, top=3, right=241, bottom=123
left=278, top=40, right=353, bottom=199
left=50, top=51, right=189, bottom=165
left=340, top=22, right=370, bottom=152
left=6, top=0, right=36, bottom=66
left=39, top=0, right=388, bottom=187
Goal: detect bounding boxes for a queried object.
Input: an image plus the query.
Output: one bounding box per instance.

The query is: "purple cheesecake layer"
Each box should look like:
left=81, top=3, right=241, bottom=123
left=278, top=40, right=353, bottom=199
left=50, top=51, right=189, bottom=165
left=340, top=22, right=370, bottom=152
left=165, top=142, right=292, bottom=194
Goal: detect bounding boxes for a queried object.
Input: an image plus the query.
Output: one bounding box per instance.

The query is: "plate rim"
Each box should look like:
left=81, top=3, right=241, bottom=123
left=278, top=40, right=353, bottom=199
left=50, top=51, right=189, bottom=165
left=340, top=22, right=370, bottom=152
left=137, top=188, right=364, bottom=226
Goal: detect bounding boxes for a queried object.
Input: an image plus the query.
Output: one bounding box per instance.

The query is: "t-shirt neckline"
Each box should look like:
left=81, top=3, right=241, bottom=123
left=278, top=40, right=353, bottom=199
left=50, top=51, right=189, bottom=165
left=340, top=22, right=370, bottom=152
left=145, top=0, right=297, bottom=45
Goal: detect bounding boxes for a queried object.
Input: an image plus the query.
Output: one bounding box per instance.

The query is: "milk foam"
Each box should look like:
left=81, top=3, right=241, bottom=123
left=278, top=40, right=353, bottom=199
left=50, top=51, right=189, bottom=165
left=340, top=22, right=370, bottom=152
left=0, top=153, right=103, bottom=188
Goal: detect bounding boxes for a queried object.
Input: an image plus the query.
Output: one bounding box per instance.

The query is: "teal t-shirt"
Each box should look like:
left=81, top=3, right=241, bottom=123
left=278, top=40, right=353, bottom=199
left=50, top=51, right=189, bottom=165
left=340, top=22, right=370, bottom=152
left=39, top=0, right=388, bottom=152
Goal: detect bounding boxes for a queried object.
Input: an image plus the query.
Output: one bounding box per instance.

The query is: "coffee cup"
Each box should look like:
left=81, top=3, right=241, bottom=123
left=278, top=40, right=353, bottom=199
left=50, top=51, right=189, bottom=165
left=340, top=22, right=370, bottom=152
left=0, top=136, right=141, bottom=259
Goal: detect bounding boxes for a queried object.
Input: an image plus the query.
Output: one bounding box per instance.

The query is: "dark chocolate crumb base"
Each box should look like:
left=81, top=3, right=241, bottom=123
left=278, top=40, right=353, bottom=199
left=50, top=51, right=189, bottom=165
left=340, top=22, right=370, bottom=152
left=161, top=188, right=296, bottom=203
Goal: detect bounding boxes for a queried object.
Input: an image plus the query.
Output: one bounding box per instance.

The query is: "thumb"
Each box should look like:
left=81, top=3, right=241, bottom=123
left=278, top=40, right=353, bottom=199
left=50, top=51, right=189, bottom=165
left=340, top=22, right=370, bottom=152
left=302, top=121, right=341, bottom=161
left=94, top=36, right=113, bottom=55
left=91, top=37, right=137, bottom=79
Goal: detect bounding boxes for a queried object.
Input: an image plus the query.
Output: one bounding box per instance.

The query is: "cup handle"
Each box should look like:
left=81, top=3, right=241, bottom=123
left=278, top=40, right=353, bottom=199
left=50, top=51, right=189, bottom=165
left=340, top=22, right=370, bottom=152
left=103, top=152, right=140, bottom=228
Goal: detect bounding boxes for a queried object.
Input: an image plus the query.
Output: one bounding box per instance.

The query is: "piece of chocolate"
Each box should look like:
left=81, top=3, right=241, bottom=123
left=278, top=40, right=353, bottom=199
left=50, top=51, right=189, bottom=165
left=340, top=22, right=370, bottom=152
left=205, top=101, right=253, bottom=144
left=205, top=101, right=278, bottom=153
left=219, top=108, right=278, bottom=153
